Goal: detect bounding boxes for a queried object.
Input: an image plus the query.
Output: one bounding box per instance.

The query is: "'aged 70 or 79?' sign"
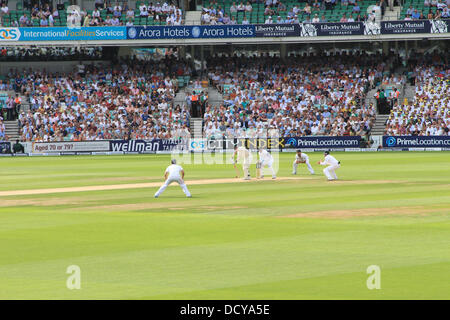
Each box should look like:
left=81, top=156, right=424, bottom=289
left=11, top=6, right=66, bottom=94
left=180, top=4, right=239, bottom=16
left=31, top=141, right=110, bottom=153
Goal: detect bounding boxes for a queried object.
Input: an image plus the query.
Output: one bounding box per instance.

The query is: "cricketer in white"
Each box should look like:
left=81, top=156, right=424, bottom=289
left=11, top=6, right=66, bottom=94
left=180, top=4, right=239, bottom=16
left=154, top=159, right=192, bottom=198
left=258, top=148, right=276, bottom=179
left=318, top=151, right=340, bottom=181
left=233, top=145, right=253, bottom=180
left=292, top=150, right=315, bottom=175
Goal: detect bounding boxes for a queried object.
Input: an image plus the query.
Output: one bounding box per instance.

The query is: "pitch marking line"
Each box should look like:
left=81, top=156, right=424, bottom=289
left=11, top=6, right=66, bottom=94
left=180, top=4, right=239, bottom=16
left=0, top=177, right=313, bottom=197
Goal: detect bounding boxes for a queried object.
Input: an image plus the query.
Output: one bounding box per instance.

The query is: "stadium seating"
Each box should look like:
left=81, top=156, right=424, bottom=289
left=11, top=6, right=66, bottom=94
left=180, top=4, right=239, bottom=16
left=1, top=1, right=70, bottom=27
left=399, top=0, right=441, bottom=19
left=4, top=56, right=192, bottom=142
left=200, top=51, right=400, bottom=138
left=0, top=1, right=181, bottom=27
left=201, top=0, right=377, bottom=23
left=385, top=62, right=449, bottom=136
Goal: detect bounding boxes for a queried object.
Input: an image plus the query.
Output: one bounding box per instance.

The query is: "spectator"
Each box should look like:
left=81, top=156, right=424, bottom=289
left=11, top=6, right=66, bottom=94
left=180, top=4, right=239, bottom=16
left=126, top=7, right=134, bottom=18
left=230, top=2, right=238, bottom=13
left=111, top=15, right=120, bottom=25
left=6, top=96, right=14, bottom=121
left=442, top=6, right=450, bottom=17
left=303, top=3, right=312, bottom=17
left=104, top=15, right=113, bottom=25
left=222, top=13, right=231, bottom=24
left=437, top=0, right=447, bottom=10
left=19, top=13, right=30, bottom=27
left=0, top=3, right=8, bottom=16
left=406, top=5, right=414, bottom=15
left=278, top=1, right=287, bottom=11
left=92, top=7, right=101, bottom=19
left=275, top=15, right=284, bottom=23
left=40, top=16, right=49, bottom=27
left=13, top=140, right=25, bottom=153
left=412, top=9, right=421, bottom=19
left=139, top=2, right=148, bottom=17
left=113, top=2, right=122, bottom=13
left=83, top=14, right=91, bottom=26
left=126, top=17, right=134, bottom=26
left=48, top=13, right=55, bottom=26
left=52, top=7, right=59, bottom=19
left=113, top=5, right=122, bottom=18
left=264, top=5, right=275, bottom=16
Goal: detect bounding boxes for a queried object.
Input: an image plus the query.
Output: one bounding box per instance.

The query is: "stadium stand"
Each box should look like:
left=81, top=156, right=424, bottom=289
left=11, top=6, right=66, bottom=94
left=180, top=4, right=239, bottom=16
left=384, top=53, right=449, bottom=136
left=399, top=0, right=449, bottom=20
left=7, top=56, right=192, bottom=142
left=201, top=0, right=381, bottom=24
left=0, top=1, right=184, bottom=27
left=201, top=50, right=401, bottom=138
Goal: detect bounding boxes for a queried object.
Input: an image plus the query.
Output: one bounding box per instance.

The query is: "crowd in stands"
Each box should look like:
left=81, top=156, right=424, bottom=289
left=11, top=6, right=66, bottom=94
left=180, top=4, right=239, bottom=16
left=4, top=56, right=192, bottom=142
left=0, top=0, right=184, bottom=27
left=2, top=0, right=61, bottom=27
left=201, top=0, right=385, bottom=25
left=403, top=0, right=450, bottom=20
left=201, top=1, right=254, bottom=25
left=0, top=47, right=103, bottom=61
left=83, top=1, right=184, bottom=27
left=134, top=1, right=183, bottom=25
left=384, top=53, right=449, bottom=136
left=202, top=51, right=398, bottom=138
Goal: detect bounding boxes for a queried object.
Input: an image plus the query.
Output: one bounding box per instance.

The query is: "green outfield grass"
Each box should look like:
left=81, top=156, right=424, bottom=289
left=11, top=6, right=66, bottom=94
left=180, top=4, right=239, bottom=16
left=0, top=152, right=449, bottom=299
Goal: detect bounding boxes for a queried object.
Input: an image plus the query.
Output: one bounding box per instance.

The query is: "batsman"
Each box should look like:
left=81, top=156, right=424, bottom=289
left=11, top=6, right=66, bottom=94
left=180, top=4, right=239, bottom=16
left=232, top=145, right=252, bottom=180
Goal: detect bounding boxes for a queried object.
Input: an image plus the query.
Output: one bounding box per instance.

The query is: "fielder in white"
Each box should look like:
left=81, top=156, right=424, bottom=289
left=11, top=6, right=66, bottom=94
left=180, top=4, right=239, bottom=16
left=292, top=150, right=315, bottom=175
left=154, top=159, right=192, bottom=198
left=257, top=148, right=276, bottom=179
left=318, top=151, right=341, bottom=181
left=233, top=145, right=253, bottom=180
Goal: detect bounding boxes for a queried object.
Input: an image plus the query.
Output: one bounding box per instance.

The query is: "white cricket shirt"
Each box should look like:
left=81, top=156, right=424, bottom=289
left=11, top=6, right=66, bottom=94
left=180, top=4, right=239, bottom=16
left=165, top=164, right=183, bottom=179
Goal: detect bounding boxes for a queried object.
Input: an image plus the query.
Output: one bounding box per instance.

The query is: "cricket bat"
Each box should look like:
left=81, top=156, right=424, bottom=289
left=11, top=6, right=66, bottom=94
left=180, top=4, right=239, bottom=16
left=233, top=161, right=240, bottom=178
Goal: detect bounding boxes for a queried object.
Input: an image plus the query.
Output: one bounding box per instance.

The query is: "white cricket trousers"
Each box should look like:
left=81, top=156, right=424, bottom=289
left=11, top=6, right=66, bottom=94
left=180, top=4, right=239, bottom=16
left=262, top=160, right=276, bottom=177
left=243, top=161, right=251, bottom=178
left=155, top=177, right=191, bottom=197
left=323, top=164, right=340, bottom=180
left=293, top=159, right=315, bottom=174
